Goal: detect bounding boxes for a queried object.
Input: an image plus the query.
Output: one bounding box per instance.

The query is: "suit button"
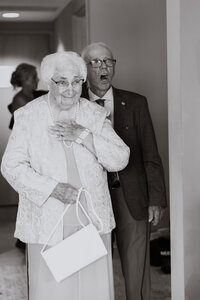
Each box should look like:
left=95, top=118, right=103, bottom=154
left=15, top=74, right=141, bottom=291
left=125, top=125, right=129, bottom=129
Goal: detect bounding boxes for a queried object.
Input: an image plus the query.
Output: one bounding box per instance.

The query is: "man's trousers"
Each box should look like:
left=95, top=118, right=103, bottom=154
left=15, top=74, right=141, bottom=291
left=110, top=187, right=150, bottom=300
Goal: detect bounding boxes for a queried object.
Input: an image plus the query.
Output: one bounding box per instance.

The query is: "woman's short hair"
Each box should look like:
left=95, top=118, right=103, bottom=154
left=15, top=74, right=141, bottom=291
left=10, top=63, right=36, bottom=88
left=41, top=51, right=87, bottom=87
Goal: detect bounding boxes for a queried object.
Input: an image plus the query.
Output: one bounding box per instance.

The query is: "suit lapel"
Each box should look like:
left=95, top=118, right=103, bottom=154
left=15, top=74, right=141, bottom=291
left=81, top=85, right=127, bottom=134
left=113, top=87, right=127, bottom=134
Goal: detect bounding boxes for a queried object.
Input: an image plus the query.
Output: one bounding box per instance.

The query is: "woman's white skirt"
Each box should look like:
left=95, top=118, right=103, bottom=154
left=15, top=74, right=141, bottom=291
left=27, top=205, right=114, bottom=300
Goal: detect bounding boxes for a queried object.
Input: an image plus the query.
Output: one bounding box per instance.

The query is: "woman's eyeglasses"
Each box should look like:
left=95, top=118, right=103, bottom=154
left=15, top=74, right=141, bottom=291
left=86, top=58, right=116, bottom=68
left=51, top=78, right=84, bottom=89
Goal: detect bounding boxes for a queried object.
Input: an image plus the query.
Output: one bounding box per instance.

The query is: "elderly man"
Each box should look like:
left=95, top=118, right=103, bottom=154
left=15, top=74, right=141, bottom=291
left=81, top=42, right=167, bottom=300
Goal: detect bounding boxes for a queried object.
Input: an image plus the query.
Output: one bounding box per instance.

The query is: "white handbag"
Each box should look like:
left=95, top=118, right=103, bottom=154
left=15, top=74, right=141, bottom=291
left=41, top=187, right=108, bottom=283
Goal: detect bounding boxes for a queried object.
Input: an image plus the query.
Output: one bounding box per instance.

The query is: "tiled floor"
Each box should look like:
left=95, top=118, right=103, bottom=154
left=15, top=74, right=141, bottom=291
left=0, top=221, right=171, bottom=300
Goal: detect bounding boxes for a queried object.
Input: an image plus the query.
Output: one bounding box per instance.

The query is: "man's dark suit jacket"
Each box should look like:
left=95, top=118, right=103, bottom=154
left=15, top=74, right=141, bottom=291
left=82, top=86, right=167, bottom=220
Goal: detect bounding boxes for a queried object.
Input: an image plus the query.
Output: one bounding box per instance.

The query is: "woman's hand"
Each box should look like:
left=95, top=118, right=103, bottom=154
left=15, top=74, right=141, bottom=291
left=50, top=183, right=78, bottom=204
left=49, top=121, right=84, bottom=142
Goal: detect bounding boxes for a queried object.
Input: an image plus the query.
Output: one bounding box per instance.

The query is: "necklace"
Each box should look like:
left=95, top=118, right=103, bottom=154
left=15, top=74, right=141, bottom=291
left=47, top=94, right=79, bottom=148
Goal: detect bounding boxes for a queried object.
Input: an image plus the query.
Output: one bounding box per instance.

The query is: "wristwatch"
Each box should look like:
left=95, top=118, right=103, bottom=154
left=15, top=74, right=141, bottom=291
left=75, top=128, right=91, bottom=144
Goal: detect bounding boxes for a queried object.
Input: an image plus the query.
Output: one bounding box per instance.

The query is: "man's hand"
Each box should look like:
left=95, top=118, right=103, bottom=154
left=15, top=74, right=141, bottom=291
left=148, top=206, right=165, bottom=226
left=49, top=121, right=84, bottom=142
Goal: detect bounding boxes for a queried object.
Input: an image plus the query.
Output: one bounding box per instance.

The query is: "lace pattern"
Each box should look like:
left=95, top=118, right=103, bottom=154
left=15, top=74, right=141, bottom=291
left=1, top=95, right=130, bottom=245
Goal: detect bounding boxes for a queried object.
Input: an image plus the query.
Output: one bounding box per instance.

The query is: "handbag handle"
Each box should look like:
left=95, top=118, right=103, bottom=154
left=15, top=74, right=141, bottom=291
left=75, top=188, right=103, bottom=233
left=41, top=187, right=103, bottom=253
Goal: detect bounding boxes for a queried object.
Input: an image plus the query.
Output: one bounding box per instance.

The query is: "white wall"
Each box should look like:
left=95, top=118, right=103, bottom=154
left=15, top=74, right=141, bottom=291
left=88, top=0, right=169, bottom=228
left=54, top=0, right=87, bottom=53
left=181, top=0, right=200, bottom=298
left=167, top=0, right=200, bottom=298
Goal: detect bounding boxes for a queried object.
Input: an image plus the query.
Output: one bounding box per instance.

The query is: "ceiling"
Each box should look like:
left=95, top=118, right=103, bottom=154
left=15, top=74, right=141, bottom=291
left=0, top=0, right=71, bottom=22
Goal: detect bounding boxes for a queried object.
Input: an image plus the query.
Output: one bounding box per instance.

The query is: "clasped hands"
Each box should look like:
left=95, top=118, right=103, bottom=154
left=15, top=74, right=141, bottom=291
left=49, top=121, right=84, bottom=142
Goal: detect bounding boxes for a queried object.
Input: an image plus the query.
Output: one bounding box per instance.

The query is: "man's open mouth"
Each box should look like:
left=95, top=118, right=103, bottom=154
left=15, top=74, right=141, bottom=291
left=100, top=74, right=109, bottom=81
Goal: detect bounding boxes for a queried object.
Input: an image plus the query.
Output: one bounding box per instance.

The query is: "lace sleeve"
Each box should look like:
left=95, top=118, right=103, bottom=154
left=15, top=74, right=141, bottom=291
left=93, top=118, right=130, bottom=172
left=75, top=99, right=130, bottom=172
left=1, top=107, right=57, bottom=207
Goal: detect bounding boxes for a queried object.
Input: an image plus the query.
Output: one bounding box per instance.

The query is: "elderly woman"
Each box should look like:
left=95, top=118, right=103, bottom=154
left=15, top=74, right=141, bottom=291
left=1, top=51, right=130, bottom=300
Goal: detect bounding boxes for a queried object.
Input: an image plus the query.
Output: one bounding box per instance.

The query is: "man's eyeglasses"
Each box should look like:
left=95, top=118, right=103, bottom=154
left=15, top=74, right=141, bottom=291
left=51, top=78, right=84, bottom=89
left=87, top=58, right=116, bottom=68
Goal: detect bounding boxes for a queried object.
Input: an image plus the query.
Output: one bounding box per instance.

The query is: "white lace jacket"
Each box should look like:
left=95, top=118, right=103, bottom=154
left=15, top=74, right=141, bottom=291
left=1, top=95, right=130, bottom=245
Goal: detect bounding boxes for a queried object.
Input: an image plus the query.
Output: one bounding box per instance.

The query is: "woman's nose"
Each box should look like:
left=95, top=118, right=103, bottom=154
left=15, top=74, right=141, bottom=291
left=65, top=85, right=74, bottom=95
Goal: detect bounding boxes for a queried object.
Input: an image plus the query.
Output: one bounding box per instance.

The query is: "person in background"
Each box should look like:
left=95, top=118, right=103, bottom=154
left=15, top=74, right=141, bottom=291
left=81, top=42, right=167, bottom=300
left=1, top=51, right=130, bottom=300
left=8, top=63, right=47, bottom=129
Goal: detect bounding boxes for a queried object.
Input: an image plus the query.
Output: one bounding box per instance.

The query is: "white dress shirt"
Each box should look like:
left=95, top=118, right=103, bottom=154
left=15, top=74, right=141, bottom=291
left=88, top=87, right=114, bottom=126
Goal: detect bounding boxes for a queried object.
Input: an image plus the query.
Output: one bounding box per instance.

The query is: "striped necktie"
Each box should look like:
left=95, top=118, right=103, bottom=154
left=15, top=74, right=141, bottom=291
left=96, top=99, right=105, bottom=107
left=96, top=98, right=111, bottom=120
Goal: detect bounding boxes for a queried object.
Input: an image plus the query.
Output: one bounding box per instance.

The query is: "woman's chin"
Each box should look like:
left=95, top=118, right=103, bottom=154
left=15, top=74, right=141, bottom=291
left=60, top=99, right=77, bottom=110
